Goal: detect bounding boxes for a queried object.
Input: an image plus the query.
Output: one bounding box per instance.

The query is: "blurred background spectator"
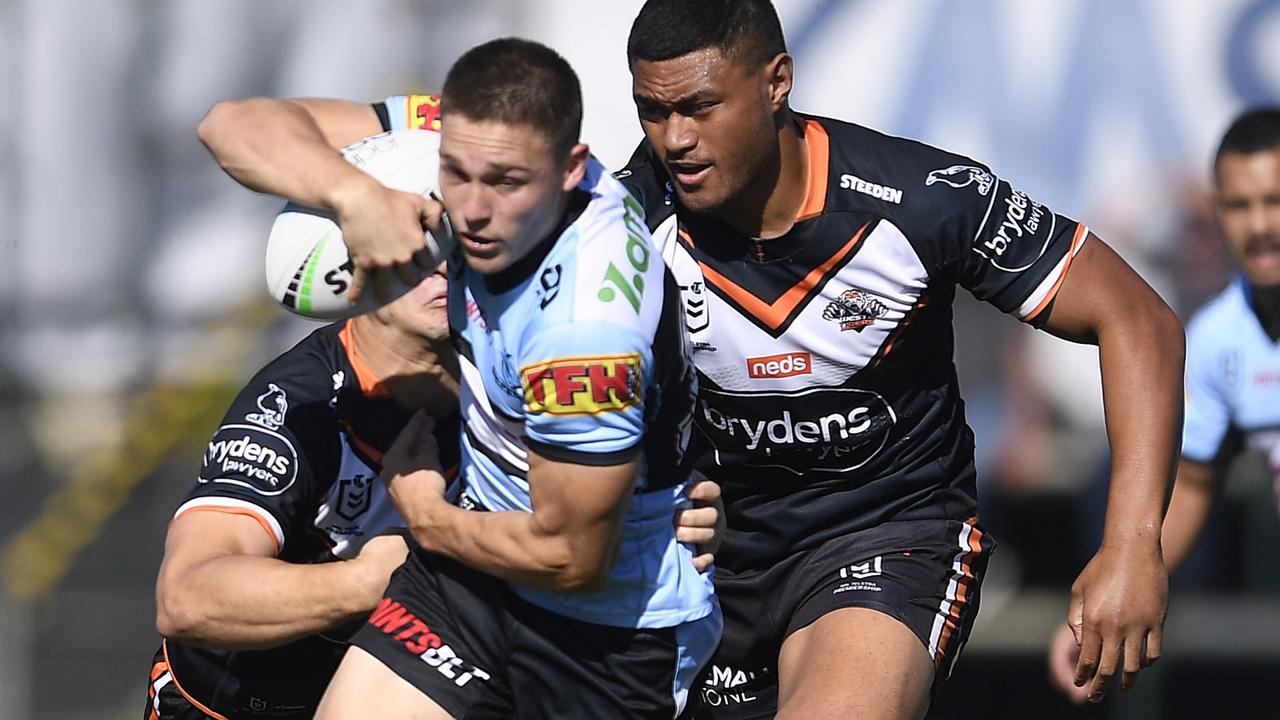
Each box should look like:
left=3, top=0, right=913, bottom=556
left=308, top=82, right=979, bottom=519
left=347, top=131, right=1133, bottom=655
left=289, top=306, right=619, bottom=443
left=1, top=1, right=1277, bottom=717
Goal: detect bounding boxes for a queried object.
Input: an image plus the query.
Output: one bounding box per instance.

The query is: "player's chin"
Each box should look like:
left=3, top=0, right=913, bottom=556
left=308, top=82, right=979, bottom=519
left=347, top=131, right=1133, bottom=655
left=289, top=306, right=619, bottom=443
left=461, top=248, right=511, bottom=275
left=672, top=183, right=728, bottom=214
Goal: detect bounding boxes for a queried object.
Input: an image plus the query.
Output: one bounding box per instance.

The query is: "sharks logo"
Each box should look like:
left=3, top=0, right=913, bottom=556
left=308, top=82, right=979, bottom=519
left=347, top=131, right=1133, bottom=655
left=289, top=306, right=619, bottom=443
left=925, top=164, right=995, bottom=197
left=492, top=352, right=523, bottom=399
left=246, top=383, right=288, bottom=429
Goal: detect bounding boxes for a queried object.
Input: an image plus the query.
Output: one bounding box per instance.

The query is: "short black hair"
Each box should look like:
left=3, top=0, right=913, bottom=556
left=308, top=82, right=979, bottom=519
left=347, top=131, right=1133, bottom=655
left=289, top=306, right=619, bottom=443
left=1215, top=106, right=1280, bottom=176
left=442, top=37, right=582, bottom=155
left=627, top=0, right=787, bottom=67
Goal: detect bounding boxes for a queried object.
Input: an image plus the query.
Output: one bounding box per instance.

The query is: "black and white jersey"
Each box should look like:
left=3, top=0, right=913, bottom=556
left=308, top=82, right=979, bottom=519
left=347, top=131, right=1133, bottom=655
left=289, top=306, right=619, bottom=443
left=160, top=321, right=460, bottom=716
left=617, top=114, right=1087, bottom=572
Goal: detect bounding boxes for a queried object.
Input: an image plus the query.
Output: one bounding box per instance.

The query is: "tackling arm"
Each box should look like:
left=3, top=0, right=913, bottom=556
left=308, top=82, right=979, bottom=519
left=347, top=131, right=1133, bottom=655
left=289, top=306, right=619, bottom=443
left=155, top=510, right=408, bottom=650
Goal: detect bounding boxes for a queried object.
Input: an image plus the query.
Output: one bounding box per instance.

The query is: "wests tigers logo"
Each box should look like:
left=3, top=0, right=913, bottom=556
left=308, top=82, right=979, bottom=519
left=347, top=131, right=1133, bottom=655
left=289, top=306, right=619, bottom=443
left=822, top=289, right=888, bottom=332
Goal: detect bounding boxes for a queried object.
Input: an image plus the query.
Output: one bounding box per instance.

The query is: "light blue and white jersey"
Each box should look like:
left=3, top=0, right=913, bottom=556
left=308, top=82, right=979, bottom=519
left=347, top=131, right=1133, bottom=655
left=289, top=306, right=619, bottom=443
left=446, top=155, right=714, bottom=629
left=1183, top=277, right=1280, bottom=505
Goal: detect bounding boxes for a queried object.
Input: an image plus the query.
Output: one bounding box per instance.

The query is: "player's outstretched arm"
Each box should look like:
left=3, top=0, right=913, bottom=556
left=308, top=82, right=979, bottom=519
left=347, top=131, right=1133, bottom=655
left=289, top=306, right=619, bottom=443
left=382, top=412, right=635, bottom=593
left=1049, top=457, right=1224, bottom=701
left=155, top=510, right=408, bottom=650
left=198, top=97, right=437, bottom=302
left=1040, top=234, right=1184, bottom=703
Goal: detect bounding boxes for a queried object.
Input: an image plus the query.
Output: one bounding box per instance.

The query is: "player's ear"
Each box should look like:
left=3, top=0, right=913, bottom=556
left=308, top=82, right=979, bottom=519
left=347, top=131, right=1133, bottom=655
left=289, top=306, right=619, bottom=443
left=764, top=53, right=793, bottom=112
left=561, top=142, right=590, bottom=192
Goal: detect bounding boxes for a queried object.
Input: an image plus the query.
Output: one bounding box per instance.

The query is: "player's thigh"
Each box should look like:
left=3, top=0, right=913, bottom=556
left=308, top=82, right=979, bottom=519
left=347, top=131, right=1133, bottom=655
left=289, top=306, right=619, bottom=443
left=343, top=550, right=513, bottom=717
left=315, top=646, right=454, bottom=720
left=776, top=606, right=933, bottom=720
left=507, top=599, right=722, bottom=720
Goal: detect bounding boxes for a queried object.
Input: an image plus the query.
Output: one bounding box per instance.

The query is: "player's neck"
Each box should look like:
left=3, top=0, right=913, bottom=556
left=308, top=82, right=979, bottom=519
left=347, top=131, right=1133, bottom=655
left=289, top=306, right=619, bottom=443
left=347, top=317, right=460, bottom=413
left=720, top=110, right=808, bottom=240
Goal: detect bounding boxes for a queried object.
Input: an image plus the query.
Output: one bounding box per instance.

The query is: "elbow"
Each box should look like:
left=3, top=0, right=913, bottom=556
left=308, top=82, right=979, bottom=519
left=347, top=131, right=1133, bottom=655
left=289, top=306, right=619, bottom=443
left=555, top=562, right=612, bottom=594
left=196, top=99, right=256, bottom=165
left=155, top=583, right=201, bottom=641
left=540, top=541, right=614, bottom=594
left=196, top=100, right=233, bottom=153
left=1111, top=287, right=1184, bottom=362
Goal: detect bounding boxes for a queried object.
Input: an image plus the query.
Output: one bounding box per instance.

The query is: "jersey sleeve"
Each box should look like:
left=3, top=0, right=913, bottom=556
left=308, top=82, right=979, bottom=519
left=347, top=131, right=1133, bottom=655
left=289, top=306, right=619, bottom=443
left=1180, top=312, right=1235, bottom=464
left=373, top=94, right=442, bottom=133
left=175, top=360, right=340, bottom=554
left=517, top=320, right=652, bottom=466
left=917, top=160, right=1089, bottom=326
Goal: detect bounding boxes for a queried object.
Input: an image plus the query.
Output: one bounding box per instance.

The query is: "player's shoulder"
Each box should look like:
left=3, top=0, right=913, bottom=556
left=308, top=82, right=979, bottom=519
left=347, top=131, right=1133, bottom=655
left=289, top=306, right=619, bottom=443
left=1186, top=279, right=1250, bottom=348
left=198, top=323, right=348, bottom=499
left=229, top=323, right=348, bottom=423
left=534, top=158, right=664, bottom=337
left=813, top=113, right=995, bottom=225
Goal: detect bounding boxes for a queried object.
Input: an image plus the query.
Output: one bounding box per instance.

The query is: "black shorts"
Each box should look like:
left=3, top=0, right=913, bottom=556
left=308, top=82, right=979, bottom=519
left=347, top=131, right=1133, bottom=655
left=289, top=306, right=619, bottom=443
left=143, top=646, right=220, bottom=720
left=685, top=517, right=994, bottom=719
left=350, top=549, right=722, bottom=719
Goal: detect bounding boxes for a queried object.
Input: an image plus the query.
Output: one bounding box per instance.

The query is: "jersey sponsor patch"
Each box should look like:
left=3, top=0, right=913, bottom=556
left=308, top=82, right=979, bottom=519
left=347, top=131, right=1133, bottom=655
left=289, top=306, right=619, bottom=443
left=696, top=386, right=897, bottom=474
left=406, top=94, right=442, bottom=131
left=746, top=352, right=811, bottom=379
left=971, top=187, right=1056, bottom=273
left=839, top=173, right=904, bottom=204
left=201, top=423, right=300, bottom=495
left=521, top=354, right=643, bottom=416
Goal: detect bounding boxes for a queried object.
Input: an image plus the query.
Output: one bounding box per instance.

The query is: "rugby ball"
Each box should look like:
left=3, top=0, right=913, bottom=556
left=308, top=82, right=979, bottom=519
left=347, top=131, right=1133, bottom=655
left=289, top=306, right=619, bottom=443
left=265, top=129, right=453, bottom=319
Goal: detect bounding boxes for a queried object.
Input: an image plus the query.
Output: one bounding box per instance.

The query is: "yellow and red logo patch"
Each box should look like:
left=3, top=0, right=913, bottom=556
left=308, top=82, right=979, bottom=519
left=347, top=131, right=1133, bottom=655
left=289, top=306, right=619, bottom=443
left=521, top=354, right=643, bottom=416
left=407, top=94, right=442, bottom=131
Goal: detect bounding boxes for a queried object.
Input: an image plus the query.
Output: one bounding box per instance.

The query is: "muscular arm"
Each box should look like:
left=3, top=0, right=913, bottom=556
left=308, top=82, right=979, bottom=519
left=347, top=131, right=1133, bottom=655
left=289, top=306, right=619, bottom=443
left=402, top=456, right=633, bottom=593
left=1042, top=234, right=1184, bottom=699
left=197, top=96, right=435, bottom=299
left=1160, top=458, right=1225, bottom=573
left=197, top=97, right=384, bottom=209
left=155, top=510, right=407, bottom=650
left=383, top=414, right=635, bottom=593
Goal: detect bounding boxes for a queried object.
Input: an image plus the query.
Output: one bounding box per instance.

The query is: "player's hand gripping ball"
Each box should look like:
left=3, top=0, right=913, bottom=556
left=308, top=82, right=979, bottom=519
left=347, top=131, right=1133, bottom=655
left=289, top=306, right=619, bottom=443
left=264, top=129, right=454, bottom=319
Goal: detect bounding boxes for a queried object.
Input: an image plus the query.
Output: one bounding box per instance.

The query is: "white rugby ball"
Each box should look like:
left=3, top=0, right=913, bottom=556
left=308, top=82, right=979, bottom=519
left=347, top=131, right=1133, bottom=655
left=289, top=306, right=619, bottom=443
left=265, top=129, right=452, bottom=320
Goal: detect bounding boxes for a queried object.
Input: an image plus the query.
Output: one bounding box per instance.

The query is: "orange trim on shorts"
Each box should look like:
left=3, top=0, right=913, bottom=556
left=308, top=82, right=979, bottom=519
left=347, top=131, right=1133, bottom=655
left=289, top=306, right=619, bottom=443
left=933, top=518, right=983, bottom=665
left=1024, top=224, right=1089, bottom=324
left=161, top=640, right=233, bottom=720
left=173, top=505, right=280, bottom=556
left=687, top=223, right=869, bottom=332
left=338, top=320, right=392, bottom=398
left=796, top=119, right=830, bottom=221
left=147, top=656, right=170, bottom=720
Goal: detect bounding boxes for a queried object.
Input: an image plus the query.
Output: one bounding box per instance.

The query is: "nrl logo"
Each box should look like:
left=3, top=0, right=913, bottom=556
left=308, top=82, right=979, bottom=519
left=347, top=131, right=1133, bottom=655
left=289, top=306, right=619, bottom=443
left=246, top=383, right=288, bottom=429
left=925, top=164, right=995, bottom=196
left=336, top=474, right=372, bottom=521
left=822, top=289, right=888, bottom=332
